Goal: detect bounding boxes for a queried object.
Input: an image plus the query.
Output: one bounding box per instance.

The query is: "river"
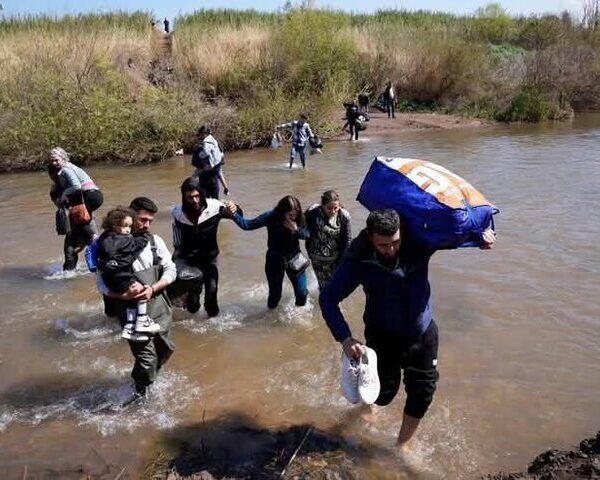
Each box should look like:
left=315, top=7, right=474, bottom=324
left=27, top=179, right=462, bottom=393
left=0, top=114, right=599, bottom=479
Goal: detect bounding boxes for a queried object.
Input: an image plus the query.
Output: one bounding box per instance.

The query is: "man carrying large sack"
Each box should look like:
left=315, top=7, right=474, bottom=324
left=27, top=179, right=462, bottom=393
left=319, top=208, right=496, bottom=451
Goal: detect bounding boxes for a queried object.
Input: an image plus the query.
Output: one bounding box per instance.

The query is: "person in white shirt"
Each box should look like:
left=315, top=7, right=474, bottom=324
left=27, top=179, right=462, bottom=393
left=96, top=197, right=176, bottom=403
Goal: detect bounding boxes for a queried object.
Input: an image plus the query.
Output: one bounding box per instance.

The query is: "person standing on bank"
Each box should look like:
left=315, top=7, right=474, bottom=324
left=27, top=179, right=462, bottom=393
left=192, top=126, right=229, bottom=199
left=319, top=209, right=496, bottom=450
left=96, top=197, right=176, bottom=403
left=305, top=190, right=351, bottom=289
left=383, top=81, right=395, bottom=119
left=48, top=147, right=104, bottom=271
left=171, top=177, right=238, bottom=317
left=230, top=195, right=310, bottom=309
left=276, top=114, right=315, bottom=169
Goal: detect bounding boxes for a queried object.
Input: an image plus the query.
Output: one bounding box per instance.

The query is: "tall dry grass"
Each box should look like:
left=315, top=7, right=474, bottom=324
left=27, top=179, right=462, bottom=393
left=1, top=8, right=600, bottom=170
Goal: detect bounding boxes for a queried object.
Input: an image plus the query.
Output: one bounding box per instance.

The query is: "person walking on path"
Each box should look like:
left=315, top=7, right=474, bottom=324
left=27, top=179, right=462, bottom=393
left=96, top=197, right=177, bottom=403
left=383, top=81, right=396, bottom=119
left=230, top=195, right=310, bottom=309
left=48, top=147, right=104, bottom=271
left=305, top=190, right=351, bottom=289
left=276, top=114, right=315, bottom=169
left=319, top=209, right=496, bottom=451
left=192, top=126, right=229, bottom=199
left=170, top=177, right=237, bottom=317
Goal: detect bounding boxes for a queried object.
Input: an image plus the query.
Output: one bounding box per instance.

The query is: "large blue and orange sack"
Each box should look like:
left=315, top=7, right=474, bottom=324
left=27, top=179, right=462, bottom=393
left=357, top=157, right=499, bottom=249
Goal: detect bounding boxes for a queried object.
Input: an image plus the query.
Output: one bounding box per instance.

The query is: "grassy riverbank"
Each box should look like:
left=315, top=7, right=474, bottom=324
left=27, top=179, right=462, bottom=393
left=1, top=6, right=600, bottom=171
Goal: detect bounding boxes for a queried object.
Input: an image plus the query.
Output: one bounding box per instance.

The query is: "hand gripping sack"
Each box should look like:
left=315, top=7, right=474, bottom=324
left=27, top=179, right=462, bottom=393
left=357, top=157, right=499, bottom=249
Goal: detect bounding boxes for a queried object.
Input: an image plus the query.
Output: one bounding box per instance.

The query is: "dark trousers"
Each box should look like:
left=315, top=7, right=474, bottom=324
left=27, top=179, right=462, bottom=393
left=63, top=222, right=97, bottom=270
left=201, top=179, right=220, bottom=199
left=265, top=252, right=308, bottom=309
left=128, top=332, right=175, bottom=393
left=349, top=122, right=359, bottom=140
left=289, top=143, right=306, bottom=168
left=63, top=189, right=103, bottom=271
left=172, top=257, right=219, bottom=316
left=365, top=320, right=439, bottom=419
left=385, top=98, right=395, bottom=118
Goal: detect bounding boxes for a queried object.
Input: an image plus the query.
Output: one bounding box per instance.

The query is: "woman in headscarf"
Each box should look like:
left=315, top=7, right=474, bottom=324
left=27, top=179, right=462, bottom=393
left=305, top=190, right=351, bottom=289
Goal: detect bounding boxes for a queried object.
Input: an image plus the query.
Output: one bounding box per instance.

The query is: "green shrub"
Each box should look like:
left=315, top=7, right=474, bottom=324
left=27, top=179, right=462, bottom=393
left=497, top=84, right=552, bottom=122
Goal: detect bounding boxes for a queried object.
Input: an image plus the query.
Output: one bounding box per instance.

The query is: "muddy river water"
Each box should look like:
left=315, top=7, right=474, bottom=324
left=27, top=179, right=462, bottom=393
left=1, top=115, right=599, bottom=479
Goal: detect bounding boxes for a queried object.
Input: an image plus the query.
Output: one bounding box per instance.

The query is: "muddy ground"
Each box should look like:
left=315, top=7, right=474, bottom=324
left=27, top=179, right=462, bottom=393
left=483, top=431, right=600, bottom=480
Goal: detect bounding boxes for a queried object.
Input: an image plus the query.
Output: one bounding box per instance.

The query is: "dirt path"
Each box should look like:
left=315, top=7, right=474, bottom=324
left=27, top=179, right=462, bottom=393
left=328, top=110, right=491, bottom=141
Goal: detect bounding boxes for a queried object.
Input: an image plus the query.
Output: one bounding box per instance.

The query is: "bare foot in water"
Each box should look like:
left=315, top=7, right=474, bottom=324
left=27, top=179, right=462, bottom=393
left=396, top=442, right=423, bottom=471
left=359, top=404, right=379, bottom=423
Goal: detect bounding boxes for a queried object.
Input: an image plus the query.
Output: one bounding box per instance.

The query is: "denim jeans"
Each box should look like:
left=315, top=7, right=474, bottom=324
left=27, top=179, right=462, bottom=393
left=289, top=143, right=306, bottom=168
left=264, top=251, right=308, bottom=308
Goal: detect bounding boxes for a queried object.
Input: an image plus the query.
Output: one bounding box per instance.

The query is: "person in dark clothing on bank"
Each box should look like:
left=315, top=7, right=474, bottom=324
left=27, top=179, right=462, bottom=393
left=171, top=177, right=237, bottom=317
left=319, top=209, right=496, bottom=451
left=383, top=81, right=395, bottom=119
left=230, top=195, right=310, bottom=309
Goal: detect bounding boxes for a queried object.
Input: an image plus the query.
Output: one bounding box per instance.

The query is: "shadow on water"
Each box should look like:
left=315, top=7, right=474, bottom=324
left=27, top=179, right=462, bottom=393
left=150, top=412, right=420, bottom=479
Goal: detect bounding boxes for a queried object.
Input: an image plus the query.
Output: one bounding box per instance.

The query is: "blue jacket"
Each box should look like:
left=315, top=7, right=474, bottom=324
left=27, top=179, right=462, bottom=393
left=319, top=228, right=436, bottom=342
left=232, top=210, right=309, bottom=258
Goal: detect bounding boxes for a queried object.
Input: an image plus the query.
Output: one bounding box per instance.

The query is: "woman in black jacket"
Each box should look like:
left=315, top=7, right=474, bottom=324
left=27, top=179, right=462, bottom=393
left=305, top=190, right=351, bottom=289
left=231, top=195, right=310, bottom=309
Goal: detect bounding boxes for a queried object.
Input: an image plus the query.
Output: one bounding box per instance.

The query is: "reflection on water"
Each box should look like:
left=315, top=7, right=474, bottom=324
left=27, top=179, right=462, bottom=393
left=1, top=114, right=600, bottom=478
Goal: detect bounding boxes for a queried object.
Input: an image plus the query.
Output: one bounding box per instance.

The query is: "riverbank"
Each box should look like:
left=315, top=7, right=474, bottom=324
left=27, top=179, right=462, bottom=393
left=1, top=9, right=598, bottom=172
left=144, top=428, right=600, bottom=479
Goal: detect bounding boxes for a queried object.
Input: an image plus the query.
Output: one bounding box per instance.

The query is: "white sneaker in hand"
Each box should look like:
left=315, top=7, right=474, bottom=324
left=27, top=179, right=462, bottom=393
left=340, top=352, right=360, bottom=404
left=357, top=347, right=380, bottom=405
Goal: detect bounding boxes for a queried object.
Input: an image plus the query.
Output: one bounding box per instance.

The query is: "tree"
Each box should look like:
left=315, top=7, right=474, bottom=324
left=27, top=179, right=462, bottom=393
left=582, top=0, right=600, bottom=29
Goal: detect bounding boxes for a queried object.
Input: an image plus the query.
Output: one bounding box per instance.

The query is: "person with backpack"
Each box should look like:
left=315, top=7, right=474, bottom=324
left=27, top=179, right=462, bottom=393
left=48, top=147, right=104, bottom=271
left=342, top=101, right=367, bottom=141
left=191, top=125, right=229, bottom=199
left=276, top=114, right=315, bottom=169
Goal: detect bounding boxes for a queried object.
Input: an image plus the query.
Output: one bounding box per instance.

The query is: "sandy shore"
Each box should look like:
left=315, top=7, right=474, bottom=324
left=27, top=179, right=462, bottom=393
left=328, top=110, right=491, bottom=141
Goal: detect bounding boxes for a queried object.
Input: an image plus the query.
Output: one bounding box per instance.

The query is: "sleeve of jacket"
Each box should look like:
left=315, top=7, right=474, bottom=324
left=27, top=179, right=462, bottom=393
left=305, top=123, right=314, bottom=138
left=172, top=216, right=182, bottom=250
left=338, top=210, right=352, bottom=258
left=153, top=235, right=177, bottom=285
left=231, top=210, right=272, bottom=230
left=296, top=226, right=310, bottom=240
left=318, top=254, right=361, bottom=342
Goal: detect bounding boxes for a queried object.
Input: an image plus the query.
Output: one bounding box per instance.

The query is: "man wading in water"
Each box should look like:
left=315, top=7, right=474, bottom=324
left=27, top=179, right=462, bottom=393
left=319, top=209, right=496, bottom=453
left=96, top=197, right=177, bottom=404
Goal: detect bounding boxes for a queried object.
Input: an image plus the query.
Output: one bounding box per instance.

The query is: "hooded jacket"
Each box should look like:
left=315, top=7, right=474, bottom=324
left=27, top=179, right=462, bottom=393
left=171, top=199, right=227, bottom=262
left=319, top=227, right=435, bottom=343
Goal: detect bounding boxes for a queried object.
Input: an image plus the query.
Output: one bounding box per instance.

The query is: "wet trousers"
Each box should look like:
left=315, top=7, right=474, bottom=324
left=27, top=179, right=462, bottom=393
left=265, top=251, right=308, bottom=309
left=128, top=331, right=175, bottom=394
left=365, top=320, right=439, bottom=419
left=349, top=122, right=359, bottom=140
left=289, top=143, right=306, bottom=168
left=171, top=257, right=219, bottom=317
left=385, top=98, right=395, bottom=118
left=62, top=189, right=103, bottom=271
